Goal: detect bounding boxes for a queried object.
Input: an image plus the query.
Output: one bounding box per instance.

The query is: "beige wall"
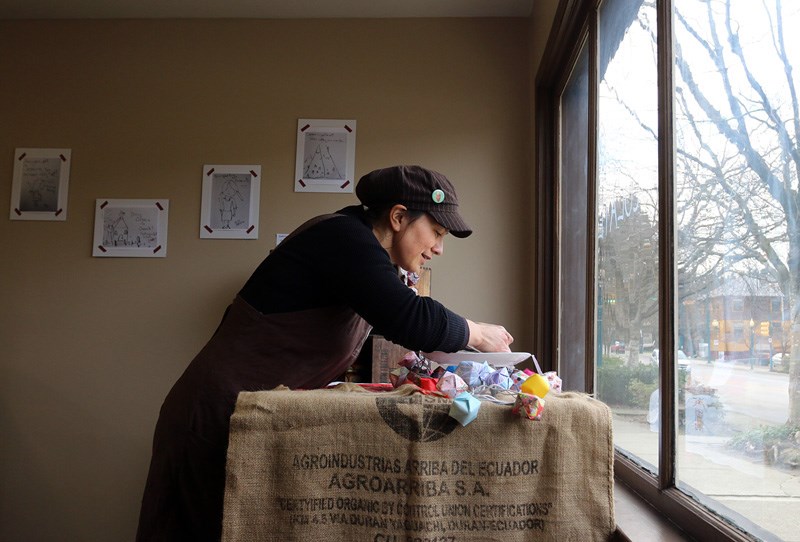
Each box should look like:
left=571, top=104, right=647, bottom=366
left=0, top=13, right=554, bottom=541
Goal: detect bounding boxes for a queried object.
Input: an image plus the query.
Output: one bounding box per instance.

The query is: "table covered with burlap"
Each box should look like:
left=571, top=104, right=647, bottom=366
left=222, top=384, right=614, bottom=542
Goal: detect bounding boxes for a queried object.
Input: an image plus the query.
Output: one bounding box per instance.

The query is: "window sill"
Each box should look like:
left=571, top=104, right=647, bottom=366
left=613, top=478, right=691, bottom=541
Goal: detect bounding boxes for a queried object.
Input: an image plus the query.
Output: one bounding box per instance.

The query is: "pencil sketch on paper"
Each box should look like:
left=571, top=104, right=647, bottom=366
left=210, top=173, right=252, bottom=230
left=101, top=206, right=159, bottom=248
left=10, top=148, right=71, bottom=221
left=19, top=156, right=61, bottom=212
left=294, top=119, right=355, bottom=193
left=302, top=131, right=347, bottom=180
left=199, top=165, right=259, bottom=239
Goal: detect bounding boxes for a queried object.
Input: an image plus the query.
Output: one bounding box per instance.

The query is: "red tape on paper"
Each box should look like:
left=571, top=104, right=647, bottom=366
left=298, top=179, right=306, bottom=188
left=246, top=225, right=254, bottom=234
left=340, top=180, right=351, bottom=189
left=153, top=245, right=162, bottom=254
left=98, top=245, right=107, bottom=253
left=204, top=225, right=213, bottom=233
left=156, top=202, right=163, bottom=210
left=207, top=168, right=215, bottom=176
left=300, top=124, right=310, bottom=132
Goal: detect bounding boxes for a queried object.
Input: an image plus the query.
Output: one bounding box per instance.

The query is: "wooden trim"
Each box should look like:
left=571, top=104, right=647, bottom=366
left=535, top=0, right=595, bottom=373
left=536, top=0, right=593, bottom=87
left=533, top=86, right=556, bottom=368
left=584, top=6, right=599, bottom=394
left=656, top=0, right=677, bottom=490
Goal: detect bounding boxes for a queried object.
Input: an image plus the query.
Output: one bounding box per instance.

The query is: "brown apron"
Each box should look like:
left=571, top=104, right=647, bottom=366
left=136, top=295, right=372, bottom=542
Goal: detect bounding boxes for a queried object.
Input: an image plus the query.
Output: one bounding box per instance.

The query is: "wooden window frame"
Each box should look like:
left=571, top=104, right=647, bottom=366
left=534, top=1, right=773, bottom=540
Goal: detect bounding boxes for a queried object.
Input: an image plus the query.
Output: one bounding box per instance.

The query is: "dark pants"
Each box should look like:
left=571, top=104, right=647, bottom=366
left=136, top=402, right=229, bottom=542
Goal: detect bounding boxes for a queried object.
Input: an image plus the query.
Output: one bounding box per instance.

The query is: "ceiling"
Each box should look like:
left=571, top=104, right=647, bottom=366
left=0, top=0, right=534, bottom=20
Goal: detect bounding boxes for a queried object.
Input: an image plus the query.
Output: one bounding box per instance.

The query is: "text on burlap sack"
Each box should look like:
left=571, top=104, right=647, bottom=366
left=276, top=453, right=554, bottom=540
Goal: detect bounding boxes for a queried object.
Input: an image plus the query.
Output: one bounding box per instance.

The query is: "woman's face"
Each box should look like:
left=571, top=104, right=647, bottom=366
left=390, top=211, right=447, bottom=273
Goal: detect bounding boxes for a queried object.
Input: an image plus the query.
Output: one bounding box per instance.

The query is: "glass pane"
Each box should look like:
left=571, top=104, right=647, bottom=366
left=595, top=0, right=660, bottom=473
left=673, top=1, right=800, bottom=539
left=559, top=43, right=589, bottom=391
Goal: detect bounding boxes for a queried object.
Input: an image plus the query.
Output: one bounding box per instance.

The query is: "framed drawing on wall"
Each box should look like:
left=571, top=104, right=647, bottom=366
left=294, top=118, right=356, bottom=193
left=9, top=148, right=71, bottom=221
left=92, top=199, right=169, bottom=257
left=200, top=164, right=261, bottom=239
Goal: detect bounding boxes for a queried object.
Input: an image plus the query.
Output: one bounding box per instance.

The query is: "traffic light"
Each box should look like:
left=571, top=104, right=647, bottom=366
left=759, top=321, right=770, bottom=336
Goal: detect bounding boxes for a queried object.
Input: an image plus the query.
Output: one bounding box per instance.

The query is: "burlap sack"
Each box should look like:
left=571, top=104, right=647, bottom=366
left=223, top=384, right=614, bottom=542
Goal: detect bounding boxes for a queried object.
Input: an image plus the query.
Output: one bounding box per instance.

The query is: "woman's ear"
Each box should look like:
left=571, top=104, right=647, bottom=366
left=389, top=204, right=408, bottom=232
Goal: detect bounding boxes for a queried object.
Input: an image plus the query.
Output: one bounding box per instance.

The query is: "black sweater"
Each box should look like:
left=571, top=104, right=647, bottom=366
left=238, top=205, right=468, bottom=353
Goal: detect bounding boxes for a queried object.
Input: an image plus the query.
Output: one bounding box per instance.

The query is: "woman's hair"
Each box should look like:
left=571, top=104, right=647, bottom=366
left=363, top=205, right=426, bottom=227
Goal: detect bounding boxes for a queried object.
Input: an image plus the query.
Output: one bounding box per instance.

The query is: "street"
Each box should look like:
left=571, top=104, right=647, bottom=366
left=613, top=358, right=797, bottom=542
left=689, top=358, right=789, bottom=427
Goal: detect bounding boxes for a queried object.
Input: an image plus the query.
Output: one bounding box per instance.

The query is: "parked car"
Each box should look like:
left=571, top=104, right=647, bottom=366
left=771, top=353, right=788, bottom=369
left=650, top=348, right=691, bottom=377
left=610, top=341, right=626, bottom=354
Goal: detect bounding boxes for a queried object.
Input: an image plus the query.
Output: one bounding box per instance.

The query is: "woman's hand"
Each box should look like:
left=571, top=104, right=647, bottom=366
left=466, top=320, right=514, bottom=352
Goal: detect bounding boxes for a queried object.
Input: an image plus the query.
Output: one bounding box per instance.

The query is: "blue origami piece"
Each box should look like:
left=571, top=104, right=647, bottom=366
left=483, top=367, right=513, bottom=389
left=455, top=360, right=492, bottom=388
left=449, top=392, right=481, bottom=426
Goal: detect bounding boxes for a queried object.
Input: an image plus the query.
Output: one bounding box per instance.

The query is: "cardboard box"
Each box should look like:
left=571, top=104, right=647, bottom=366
left=371, top=335, right=412, bottom=383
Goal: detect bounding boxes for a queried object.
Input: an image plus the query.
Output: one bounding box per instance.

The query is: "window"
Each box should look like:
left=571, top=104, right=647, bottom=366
left=559, top=42, right=590, bottom=391
left=596, top=0, right=660, bottom=475
left=535, top=1, right=799, bottom=540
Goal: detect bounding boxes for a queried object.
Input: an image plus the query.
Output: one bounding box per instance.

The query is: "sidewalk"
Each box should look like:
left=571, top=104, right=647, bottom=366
left=613, top=413, right=800, bottom=541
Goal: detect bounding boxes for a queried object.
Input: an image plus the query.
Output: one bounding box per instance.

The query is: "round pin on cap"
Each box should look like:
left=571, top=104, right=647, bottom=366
left=431, top=189, right=445, bottom=204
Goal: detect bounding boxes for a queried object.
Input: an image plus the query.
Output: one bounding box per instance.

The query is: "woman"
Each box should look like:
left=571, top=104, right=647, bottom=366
left=136, top=165, right=513, bottom=541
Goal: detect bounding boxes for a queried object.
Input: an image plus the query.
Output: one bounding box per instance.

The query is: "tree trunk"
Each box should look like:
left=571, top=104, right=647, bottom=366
left=789, top=319, right=800, bottom=425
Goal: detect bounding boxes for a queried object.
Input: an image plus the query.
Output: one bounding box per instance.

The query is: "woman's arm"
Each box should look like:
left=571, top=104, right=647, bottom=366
left=466, top=320, right=514, bottom=352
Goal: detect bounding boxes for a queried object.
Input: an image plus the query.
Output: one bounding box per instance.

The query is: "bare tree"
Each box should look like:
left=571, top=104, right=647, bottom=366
left=672, top=0, right=800, bottom=422
left=598, top=195, right=658, bottom=364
